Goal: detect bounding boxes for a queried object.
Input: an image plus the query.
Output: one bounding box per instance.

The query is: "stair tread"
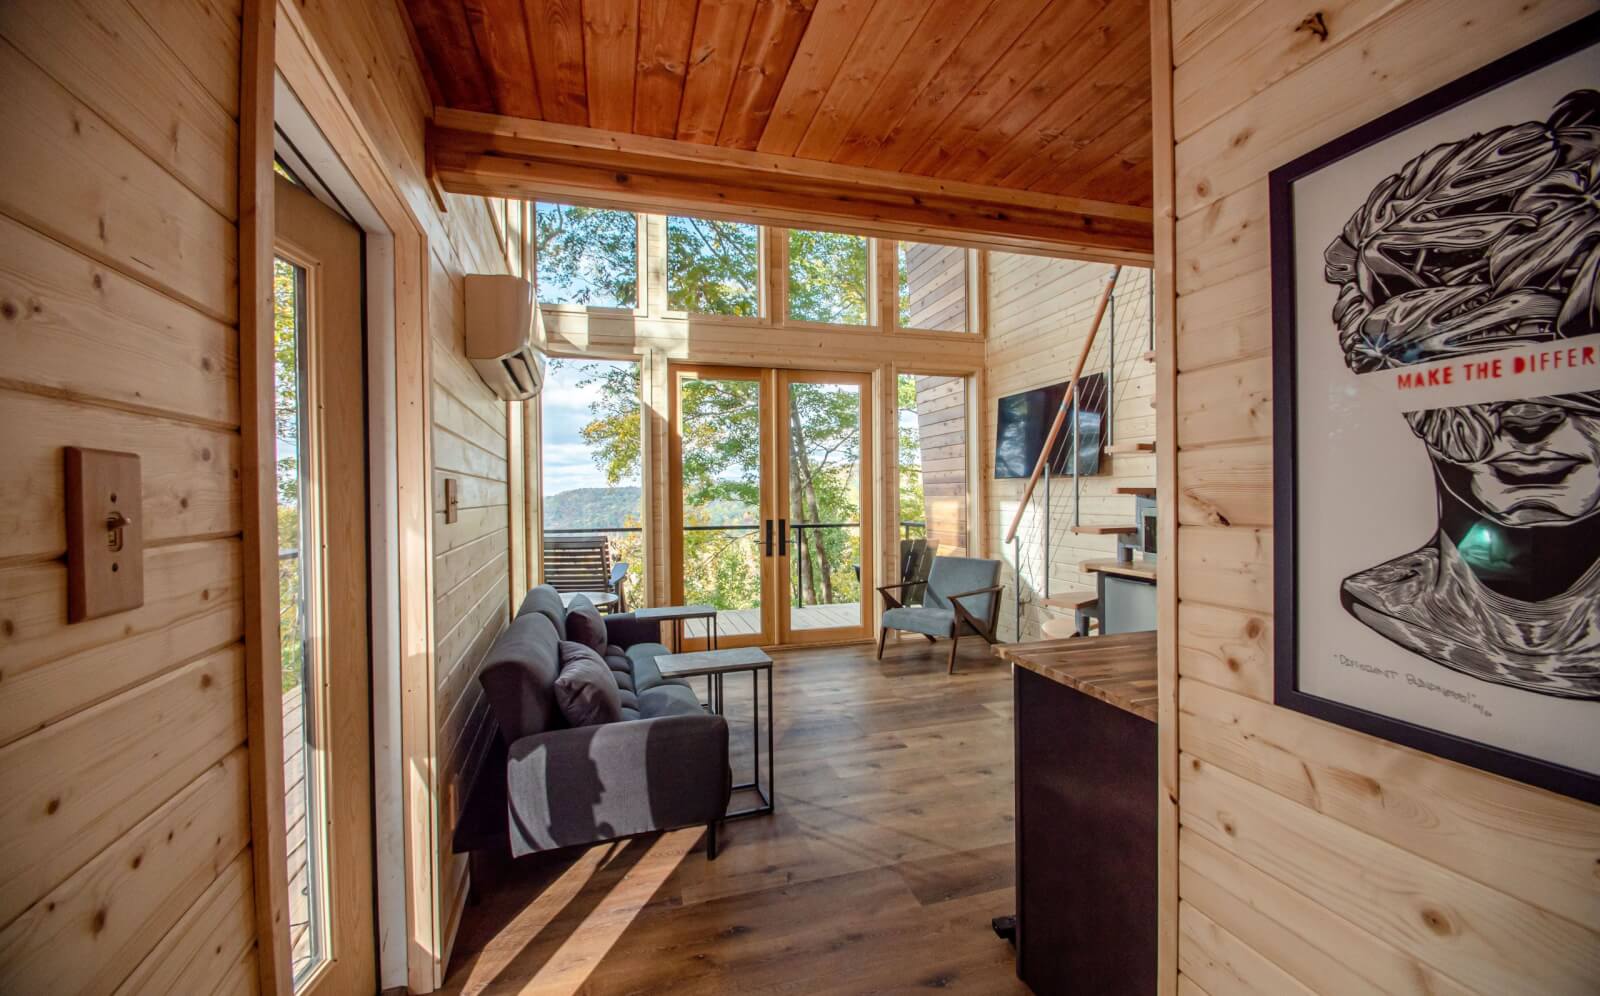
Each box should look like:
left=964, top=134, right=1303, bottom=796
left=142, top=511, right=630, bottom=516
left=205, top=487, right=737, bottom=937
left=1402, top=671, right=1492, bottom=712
left=1105, top=441, right=1155, bottom=454
left=1114, top=486, right=1156, bottom=496
left=1069, top=524, right=1138, bottom=535
left=1040, top=617, right=1086, bottom=639
left=1039, top=590, right=1098, bottom=609
left=1141, top=350, right=1156, bottom=362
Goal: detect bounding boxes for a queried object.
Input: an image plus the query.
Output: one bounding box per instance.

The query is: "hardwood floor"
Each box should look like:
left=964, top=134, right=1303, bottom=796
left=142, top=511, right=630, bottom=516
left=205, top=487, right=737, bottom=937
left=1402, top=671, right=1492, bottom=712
left=439, top=637, right=1025, bottom=995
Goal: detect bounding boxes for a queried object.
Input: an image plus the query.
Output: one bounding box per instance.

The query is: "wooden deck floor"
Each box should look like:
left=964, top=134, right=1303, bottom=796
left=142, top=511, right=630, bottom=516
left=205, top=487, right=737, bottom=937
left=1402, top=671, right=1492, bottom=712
left=711, top=601, right=862, bottom=638
left=283, top=689, right=314, bottom=978
left=438, top=638, right=1023, bottom=995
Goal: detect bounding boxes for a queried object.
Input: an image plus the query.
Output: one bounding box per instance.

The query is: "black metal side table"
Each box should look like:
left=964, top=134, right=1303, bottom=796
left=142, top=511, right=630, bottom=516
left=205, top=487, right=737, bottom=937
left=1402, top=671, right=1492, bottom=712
left=654, top=646, right=774, bottom=820
left=632, top=603, right=719, bottom=651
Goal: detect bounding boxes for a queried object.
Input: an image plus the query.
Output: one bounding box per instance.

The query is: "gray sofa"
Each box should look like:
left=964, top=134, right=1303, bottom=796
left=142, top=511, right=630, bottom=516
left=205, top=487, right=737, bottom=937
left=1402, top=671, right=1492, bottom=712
left=453, top=586, right=732, bottom=860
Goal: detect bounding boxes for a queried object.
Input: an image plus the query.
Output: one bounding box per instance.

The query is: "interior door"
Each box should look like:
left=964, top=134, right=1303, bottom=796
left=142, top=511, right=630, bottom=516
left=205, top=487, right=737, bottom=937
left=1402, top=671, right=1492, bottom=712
left=775, top=370, right=873, bottom=645
left=273, top=174, right=376, bottom=994
left=668, top=364, right=777, bottom=648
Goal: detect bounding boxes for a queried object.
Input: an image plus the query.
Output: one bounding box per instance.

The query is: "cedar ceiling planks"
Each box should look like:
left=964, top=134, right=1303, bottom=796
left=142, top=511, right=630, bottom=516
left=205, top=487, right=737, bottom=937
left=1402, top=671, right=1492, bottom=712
left=405, top=0, right=1152, bottom=205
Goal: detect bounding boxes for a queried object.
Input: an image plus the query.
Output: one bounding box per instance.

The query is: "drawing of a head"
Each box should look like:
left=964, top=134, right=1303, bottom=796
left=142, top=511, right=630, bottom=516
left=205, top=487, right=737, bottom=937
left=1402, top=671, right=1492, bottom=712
left=1324, top=90, right=1600, bottom=527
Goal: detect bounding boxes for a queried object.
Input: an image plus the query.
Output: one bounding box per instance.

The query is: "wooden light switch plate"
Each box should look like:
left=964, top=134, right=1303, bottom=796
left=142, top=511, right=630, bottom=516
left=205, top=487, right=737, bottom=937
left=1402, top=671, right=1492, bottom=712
left=65, top=447, right=144, bottom=622
left=444, top=477, right=460, bottom=523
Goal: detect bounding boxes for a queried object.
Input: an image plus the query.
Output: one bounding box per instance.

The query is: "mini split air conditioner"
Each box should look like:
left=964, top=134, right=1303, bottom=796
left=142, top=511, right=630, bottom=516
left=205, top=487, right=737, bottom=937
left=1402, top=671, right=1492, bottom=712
left=465, top=274, right=545, bottom=401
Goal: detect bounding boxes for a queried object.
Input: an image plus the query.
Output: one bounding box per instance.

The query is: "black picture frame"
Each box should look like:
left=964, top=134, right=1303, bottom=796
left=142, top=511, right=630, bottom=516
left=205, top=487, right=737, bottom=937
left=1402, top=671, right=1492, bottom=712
left=1269, top=12, right=1600, bottom=806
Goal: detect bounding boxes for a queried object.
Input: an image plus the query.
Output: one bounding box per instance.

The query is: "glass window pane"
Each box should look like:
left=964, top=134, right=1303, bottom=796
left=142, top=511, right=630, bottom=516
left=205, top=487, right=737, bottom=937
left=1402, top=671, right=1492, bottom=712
left=786, top=380, right=863, bottom=631
left=666, top=215, right=759, bottom=316
left=897, top=373, right=970, bottom=602
left=787, top=229, right=868, bottom=325
left=540, top=358, right=644, bottom=610
left=897, top=241, right=969, bottom=332
left=679, top=375, right=763, bottom=630
left=274, top=257, right=326, bottom=986
left=534, top=202, right=638, bottom=308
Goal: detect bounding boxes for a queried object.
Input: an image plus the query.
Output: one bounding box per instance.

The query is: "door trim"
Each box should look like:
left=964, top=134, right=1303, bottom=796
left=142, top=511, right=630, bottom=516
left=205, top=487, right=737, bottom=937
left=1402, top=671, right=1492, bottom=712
left=254, top=1, right=444, bottom=992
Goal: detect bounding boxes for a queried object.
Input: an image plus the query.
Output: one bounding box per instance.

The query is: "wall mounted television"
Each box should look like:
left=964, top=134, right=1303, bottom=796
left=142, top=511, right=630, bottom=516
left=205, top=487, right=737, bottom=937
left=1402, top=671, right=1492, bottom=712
left=994, top=373, right=1106, bottom=479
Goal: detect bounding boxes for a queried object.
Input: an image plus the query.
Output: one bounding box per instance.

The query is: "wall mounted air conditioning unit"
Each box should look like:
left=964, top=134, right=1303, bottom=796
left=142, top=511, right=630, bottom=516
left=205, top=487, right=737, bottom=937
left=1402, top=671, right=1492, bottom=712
left=465, top=274, right=545, bottom=401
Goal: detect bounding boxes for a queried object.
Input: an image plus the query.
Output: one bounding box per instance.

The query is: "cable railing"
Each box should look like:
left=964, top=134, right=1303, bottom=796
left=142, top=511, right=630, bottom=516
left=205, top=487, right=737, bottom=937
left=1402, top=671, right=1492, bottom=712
left=1004, top=266, right=1154, bottom=639
left=542, top=520, right=928, bottom=609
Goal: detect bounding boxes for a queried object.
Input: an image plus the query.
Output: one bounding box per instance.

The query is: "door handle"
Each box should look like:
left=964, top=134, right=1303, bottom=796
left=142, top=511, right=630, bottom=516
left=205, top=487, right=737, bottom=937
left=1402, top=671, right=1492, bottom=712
left=778, top=519, right=787, bottom=556
left=765, top=519, right=774, bottom=557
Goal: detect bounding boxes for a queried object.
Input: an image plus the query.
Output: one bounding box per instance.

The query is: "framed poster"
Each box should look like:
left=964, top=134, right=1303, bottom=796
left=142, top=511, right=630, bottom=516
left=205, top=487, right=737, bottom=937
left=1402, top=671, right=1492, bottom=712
left=1270, top=13, right=1600, bottom=804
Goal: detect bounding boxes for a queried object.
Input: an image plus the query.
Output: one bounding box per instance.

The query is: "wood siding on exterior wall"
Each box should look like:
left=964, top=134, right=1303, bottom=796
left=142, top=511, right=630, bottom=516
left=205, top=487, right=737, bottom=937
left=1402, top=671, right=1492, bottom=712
left=1161, top=0, right=1600, bottom=993
left=985, top=258, right=1154, bottom=641
left=0, top=1, right=257, bottom=991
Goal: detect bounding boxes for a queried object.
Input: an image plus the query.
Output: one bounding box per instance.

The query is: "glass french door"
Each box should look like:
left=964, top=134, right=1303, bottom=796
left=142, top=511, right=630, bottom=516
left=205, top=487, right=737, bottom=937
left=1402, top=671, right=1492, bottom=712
left=273, top=174, right=376, bottom=994
left=668, top=365, right=872, bottom=647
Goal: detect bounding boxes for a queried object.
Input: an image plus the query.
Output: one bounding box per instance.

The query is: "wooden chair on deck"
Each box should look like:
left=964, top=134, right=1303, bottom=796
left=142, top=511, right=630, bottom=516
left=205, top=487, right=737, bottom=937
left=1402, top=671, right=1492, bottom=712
left=542, top=534, right=630, bottom=611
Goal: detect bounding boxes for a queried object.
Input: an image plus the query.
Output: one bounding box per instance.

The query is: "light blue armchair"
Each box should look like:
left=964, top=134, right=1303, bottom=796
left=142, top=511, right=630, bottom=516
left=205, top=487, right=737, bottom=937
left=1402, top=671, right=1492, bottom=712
left=876, top=556, right=1004, bottom=673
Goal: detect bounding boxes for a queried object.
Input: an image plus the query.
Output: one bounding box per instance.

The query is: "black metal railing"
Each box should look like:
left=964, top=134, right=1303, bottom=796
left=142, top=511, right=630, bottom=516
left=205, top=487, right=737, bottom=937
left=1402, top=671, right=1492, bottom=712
left=543, top=519, right=930, bottom=609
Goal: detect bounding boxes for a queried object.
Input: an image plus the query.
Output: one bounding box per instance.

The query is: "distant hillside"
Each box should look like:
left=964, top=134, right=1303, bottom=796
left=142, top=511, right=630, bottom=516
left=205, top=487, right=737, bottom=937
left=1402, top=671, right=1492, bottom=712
left=543, top=486, right=756, bottom=531
left=544, top=487, right=642, bottom=530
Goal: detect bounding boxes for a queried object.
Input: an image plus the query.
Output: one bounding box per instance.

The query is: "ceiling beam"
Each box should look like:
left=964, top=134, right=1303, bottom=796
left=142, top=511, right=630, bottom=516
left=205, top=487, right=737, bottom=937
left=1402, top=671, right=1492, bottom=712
left=427, top=109, right=1154, bottom=262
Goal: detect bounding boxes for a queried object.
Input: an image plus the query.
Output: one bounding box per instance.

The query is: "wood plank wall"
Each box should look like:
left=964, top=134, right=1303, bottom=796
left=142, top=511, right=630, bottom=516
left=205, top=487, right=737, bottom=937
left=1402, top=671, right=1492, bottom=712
left=280, top=2, right=517, bottom=957
left=0, top=1, right=258, bottom=991
left=984, top=257, right=1154, bottom=641
left=1161, top=0, right=1600, bottom=993
left=0, top=1, right=515, bottom=989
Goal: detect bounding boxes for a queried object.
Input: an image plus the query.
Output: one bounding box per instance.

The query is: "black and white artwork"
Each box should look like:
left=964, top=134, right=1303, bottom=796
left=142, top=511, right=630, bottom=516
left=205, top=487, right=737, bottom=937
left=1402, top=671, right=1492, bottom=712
left=1270, top=15, right=1600, bottom=803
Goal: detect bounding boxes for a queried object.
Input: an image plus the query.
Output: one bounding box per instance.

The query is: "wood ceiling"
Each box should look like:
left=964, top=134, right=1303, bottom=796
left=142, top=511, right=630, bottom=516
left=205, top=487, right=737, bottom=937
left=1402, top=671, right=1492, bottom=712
left=404, top=0, right=1154, bottom=258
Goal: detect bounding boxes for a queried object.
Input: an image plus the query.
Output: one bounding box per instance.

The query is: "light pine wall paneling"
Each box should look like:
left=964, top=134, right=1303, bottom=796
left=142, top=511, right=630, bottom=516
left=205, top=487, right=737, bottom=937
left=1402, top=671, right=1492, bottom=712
left=1164, top=2, right=1600, bottom=993
left=985, top=258, right=1155, bottom=641
left=0, top=0, right=258, bottom=990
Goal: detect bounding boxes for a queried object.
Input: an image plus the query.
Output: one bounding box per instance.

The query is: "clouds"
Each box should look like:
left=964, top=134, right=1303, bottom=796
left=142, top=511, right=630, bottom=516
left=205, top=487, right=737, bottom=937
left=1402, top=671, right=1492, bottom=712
left=541, top=358, right=639, bottom=496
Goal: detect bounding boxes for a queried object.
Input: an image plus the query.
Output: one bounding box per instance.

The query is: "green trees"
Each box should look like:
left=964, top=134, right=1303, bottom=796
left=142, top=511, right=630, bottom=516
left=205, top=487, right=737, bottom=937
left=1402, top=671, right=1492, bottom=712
left=667, top=216, right=759, bottom=315
left=788, top=229, right=868, bottom=324
left=535, top=203, right=637, bottom=307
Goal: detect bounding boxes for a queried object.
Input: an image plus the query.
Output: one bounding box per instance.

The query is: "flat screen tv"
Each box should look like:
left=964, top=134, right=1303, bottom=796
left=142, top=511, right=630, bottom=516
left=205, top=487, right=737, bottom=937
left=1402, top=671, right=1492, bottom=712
left=994, top=373, right=1106, bottom=479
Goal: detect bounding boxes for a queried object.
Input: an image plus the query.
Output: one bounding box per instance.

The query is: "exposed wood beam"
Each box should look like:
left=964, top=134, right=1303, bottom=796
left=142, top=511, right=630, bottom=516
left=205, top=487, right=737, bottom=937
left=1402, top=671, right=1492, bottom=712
left=427, top=108, right=1154, bottom=262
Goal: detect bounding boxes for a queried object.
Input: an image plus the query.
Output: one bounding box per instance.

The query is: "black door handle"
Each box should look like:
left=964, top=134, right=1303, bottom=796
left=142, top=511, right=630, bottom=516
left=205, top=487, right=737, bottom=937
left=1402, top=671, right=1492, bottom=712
left=778, top=519, right=787, bottom=556
left=764, top=519, right=774, bottom=556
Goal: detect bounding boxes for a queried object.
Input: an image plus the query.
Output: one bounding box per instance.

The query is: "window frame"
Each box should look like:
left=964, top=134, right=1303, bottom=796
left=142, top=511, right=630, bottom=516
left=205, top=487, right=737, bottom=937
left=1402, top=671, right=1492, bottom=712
left=660, top=212, right=768, bottom=323
left=530, top=201, right=647, bottom=317
left=889, top=241, right=985, bottom=338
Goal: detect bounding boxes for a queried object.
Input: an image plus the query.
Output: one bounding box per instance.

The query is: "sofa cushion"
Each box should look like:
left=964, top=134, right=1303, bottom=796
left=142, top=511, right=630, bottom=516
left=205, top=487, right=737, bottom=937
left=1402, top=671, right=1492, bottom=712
left=882, top=605, right=956, bottom=638
left=639, top=681, right=704, bottom=719
left=479, top=613, right=563, bottom=742
left=564, top=594, right=607, bottom=654
left=624, top=642, right=673, bottom=690
left=518, top=585, right=567, bottom=640
left=554, top=641, right=623, bottom=727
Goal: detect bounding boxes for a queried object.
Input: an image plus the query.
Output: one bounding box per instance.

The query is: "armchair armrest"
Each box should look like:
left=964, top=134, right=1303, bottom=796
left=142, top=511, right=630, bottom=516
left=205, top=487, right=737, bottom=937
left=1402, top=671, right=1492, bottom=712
left=949, top=584, right=1005, bottom=635
left=876, top=581, right=917, bottom=610
left=608, top=562, right=631, bottom=611
left=504, top=713, right=730, bottom=857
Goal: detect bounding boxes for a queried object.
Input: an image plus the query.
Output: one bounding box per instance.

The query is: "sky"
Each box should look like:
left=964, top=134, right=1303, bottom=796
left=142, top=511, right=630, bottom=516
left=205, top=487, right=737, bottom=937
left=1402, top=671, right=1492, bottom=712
left=541, top=357, right=636, bottom=496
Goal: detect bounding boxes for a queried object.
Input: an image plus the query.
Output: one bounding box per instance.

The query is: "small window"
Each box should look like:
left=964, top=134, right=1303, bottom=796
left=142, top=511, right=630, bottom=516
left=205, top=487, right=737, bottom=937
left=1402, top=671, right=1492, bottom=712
left=534, top=202, right=638, bottom=308
left=898, top=372, right=970, bottom=565
left=897, top=242, right=969, bottom=332
left=667, top=216, right=760, bottom=316
left=787, top=229, right=869, bottom=326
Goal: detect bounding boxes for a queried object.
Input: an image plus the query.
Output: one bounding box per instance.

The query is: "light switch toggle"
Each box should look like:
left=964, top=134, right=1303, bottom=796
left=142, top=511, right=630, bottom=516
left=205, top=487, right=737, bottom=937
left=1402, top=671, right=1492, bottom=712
left=106, top=510, right=132, bottom=552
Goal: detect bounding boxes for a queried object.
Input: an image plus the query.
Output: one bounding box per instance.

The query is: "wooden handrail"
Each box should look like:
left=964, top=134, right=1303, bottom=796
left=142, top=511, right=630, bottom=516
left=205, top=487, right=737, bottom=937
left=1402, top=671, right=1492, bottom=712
left=1003, top=266, right=1122, bottom=544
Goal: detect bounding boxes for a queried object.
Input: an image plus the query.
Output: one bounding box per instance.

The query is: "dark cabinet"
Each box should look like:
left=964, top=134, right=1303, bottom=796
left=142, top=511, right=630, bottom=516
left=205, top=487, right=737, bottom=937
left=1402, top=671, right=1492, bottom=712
left=1013, top=664, right=1157, bottom=995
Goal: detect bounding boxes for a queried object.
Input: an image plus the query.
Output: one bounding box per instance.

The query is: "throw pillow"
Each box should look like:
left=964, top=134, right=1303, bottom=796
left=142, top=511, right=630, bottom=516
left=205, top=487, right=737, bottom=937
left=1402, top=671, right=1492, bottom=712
left=564, top=594, right=608, bottom=654
left=554, top=640, right=622, bottom=727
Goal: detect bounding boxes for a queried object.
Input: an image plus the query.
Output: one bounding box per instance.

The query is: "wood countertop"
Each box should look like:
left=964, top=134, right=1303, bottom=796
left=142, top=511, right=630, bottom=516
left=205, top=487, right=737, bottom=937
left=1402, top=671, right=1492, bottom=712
left=1081, top=557, right=1157, bottom=581
left=994, top=631, right=1158, bottom=722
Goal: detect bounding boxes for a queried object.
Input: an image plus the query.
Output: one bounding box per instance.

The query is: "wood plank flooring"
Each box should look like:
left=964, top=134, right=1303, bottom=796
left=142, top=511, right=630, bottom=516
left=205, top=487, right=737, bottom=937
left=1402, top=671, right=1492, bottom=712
left=439, top=638, right=1025, bottom=995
